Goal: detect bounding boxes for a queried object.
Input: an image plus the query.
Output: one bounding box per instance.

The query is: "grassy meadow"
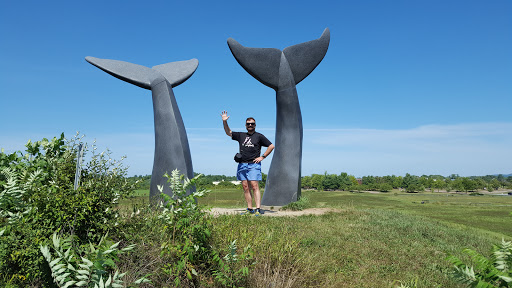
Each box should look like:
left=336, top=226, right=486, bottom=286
left=121, top=188, right=512, bottom=287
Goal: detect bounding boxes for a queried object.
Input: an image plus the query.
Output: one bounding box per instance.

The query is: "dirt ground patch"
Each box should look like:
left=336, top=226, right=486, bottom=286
left=209, top=207, right=340, bottom=217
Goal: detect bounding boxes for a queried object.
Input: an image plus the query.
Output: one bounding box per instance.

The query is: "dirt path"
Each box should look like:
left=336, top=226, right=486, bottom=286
left=209, top=207, right=339, bottom=217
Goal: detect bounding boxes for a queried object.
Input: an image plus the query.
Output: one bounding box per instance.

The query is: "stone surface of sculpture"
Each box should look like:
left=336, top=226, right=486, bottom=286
left=227, top=28, right=330, bottom=206
left=85, top=56, right=198, bottom=199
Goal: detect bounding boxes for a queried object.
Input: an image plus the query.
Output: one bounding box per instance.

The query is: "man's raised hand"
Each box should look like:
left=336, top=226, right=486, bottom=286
left=221, top=111, right=230, bottom=121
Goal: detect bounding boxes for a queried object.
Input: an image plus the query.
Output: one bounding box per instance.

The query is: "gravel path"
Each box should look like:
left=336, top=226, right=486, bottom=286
left=209, top=207, right=340, bottom=217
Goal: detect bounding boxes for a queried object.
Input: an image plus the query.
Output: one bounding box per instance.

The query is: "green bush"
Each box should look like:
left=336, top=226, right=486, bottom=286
left=281, top=196, right=311, bottom=211
left=1, top=134, right=255, bottom=287
left=0, top=134, right=137, bottom=285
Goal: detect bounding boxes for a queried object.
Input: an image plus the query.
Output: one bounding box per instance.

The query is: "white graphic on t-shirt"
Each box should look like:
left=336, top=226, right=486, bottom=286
left=242, top=137, right=254, bottom=147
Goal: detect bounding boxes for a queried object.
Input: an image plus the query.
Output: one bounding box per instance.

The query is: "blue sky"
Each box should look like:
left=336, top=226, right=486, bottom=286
left=1, top=0, right=511, bottom=177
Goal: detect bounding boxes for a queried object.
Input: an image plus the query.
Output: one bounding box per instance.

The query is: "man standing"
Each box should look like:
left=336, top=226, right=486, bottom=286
left=221, top=111, right=274, bottom=215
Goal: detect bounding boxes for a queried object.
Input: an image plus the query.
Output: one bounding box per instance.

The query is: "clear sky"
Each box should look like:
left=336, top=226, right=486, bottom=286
left=1, top=0, right=511, bottom=177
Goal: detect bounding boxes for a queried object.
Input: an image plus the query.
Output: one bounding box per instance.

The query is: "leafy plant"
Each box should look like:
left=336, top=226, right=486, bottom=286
left=40, top=232, right=149, bottom=288
left=0, top=167, right=39, bottom=224
left=0, top=133, right=138, bottom=284
left=212, top=239, right=254, bottom=287
left=447, top=238, right=512, bottom=287
left=157, top=169, right=215, bottom=286
left=157, top=169, right=210, bottom=219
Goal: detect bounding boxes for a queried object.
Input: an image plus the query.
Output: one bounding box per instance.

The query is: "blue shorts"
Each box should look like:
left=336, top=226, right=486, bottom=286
left=237, top=163, right=262, bottom=181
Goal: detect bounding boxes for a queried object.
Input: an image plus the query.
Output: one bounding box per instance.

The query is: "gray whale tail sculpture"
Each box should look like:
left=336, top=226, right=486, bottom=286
left=85, top=56, right=198, bottom=199
left=227, top=28, right=329, bottom=206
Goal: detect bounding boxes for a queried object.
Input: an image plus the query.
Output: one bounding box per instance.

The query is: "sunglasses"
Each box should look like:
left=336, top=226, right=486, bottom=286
left=245, top=123, right=256, bottom=126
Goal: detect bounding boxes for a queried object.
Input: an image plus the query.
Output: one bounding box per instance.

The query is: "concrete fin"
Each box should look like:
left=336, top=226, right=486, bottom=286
left=85, top=56, right=158, bottom=90
left=227, top=38, right=282, bottom=90
left=152, top=59, right=199, bottom=88
left=282, top=28, right=330, bottom=85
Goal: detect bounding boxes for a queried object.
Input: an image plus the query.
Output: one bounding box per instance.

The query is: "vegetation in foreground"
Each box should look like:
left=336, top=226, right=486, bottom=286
left=0, top=135, right=252, bottom=287
left=2, top=134, right=512, bottom=287
left=87, top=189, right=512, bottom=287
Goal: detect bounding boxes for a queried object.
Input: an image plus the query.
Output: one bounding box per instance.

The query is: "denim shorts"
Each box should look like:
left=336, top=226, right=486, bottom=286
left=237, top=162, right=262, bottom=181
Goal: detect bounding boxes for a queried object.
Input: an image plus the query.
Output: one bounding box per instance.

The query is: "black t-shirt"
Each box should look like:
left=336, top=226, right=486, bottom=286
left=232, top=131, right=272, bottom=163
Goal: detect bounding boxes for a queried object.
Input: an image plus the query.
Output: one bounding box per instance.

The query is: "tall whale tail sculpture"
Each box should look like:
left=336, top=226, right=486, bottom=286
left=227, top=28, right=329, bottom=206
left=85, top=56, right=198, bottom=199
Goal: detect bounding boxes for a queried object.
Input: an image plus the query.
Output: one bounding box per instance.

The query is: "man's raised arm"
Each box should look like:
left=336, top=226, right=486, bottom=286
left=221, top=111, right=232, bottom=137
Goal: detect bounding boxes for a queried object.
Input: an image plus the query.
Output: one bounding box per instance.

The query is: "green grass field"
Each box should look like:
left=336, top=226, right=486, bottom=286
left=123, top=188, right=512, bottom=287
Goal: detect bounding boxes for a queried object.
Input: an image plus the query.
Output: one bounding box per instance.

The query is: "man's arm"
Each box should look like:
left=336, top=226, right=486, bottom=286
left=221, top=111, right=232, bottom=137
left=253, top=144, right=274, bottom=164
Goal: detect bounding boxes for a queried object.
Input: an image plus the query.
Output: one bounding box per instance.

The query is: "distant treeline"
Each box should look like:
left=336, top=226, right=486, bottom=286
left=128, top=173, right=239, bottom=190
left=127, top=172, right=512, bottom=193
left=302, top=173, right=512, bottom=193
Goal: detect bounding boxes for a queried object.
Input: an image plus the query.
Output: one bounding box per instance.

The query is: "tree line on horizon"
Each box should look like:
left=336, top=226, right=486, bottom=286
left=129, top=172, right=512, bottom=193
left=302, top=172, right=512, bottom=193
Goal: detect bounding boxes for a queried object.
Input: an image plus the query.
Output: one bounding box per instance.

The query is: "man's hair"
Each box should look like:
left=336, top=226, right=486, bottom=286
left=246, top=117, right=256, bottom=123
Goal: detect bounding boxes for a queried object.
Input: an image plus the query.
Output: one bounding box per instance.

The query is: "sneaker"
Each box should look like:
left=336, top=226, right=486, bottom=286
left=241, top=208, right=255, bottom=215
left=255, top=208, right=264, bottom=215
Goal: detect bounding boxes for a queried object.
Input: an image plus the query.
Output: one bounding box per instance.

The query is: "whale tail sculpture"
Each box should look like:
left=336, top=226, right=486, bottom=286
left=85, top=57, right=198, bottom=89
left=227, top=28, right=329, bottom=90
left=85, top=56, right=198, bottom=200
left=227, top=29, right=329, bottom=206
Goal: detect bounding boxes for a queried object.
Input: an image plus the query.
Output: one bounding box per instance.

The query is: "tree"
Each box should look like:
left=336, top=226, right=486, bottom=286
left=462, top=177, right=477, bottom=192
left=362, top=175, right=376, bottom=185
left=338, top=172, right=352, bottom=191
left=311, top=174, right=324, bottom=191
left=301, top=175, right=312, bottom=189
left=432, top=179, right=446, bottom=192
left=449, top=174, right=460, bottom=180
left=322, top=173, right=339, bottom=190
left=393, top=176, right=403, bottom=189
left=403, top=173, right=423, bottom=193
left=490, top=178, right=501, bottom=191
left=349, top=175, right=359, bottom=186
left=379, top=183, right=393, bottom=192
left=451, top=178, right=463, bottom=192
left=473, top=178, right=486, bottom=190
left=419, top=175, right=433, bottom=190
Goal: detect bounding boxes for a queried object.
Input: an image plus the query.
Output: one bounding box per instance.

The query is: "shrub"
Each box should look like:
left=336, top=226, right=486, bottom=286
left=0, top=134, right=137, bottom=285
left=281, top=196, right=311, bottom=211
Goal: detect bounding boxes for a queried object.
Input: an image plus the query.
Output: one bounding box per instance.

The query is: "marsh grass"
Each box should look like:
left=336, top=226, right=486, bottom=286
left=118, top=189, right=512, bottom=287
left=198, top=188, right=512, bottom=237
left=303, top=191, right=512, bottom=237
left=212, top=209, right=502, bottom=287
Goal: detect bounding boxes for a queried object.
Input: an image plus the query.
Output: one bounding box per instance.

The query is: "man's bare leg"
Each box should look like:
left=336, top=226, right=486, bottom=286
left=242, top=180, right=253, bottom=209
left=250, top=180, right=261, bottom=209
